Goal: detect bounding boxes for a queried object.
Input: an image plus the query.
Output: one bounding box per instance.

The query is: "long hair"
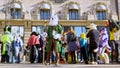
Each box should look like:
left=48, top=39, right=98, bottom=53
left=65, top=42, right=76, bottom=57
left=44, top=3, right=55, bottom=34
left=108, top=20, right=119, bottom=31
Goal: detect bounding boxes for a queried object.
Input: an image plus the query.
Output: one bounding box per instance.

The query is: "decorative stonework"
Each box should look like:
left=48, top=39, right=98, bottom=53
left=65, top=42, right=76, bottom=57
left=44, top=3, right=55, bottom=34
left=64, top=1, right=81, bottom=20
left=95, top=2, right=108, bottom=11
left=94, top=2, right=108, bottom=20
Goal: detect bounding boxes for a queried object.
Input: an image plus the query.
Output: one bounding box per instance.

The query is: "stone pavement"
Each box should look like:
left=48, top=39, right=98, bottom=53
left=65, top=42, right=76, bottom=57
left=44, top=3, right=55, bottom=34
left=0, top=63, right=120, bottom=68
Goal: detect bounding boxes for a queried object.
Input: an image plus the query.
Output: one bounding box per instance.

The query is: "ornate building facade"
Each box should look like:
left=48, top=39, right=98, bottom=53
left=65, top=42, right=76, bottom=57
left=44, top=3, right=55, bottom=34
left=0, top=0, right=119, bottom=46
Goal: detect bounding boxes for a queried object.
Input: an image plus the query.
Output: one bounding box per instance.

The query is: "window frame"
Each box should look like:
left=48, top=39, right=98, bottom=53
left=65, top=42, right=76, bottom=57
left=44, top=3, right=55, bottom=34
left=96, top=11, right=106, bottom=20
left=40, top=9, right=51, bottom=20
left=69, top=9, right=79, bottom=20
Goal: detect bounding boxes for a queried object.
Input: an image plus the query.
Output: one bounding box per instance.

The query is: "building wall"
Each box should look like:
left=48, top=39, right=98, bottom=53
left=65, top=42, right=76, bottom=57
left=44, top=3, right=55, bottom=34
left=0, top=0, right=118, bottom=20
left=0, top=0, right=119, bottom=46
left=118, top=0, right=120, bottom=20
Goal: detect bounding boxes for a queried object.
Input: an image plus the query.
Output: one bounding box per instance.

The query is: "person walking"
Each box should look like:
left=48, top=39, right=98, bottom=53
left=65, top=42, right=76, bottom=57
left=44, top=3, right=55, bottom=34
left=27, top=32, right=40, bottom=63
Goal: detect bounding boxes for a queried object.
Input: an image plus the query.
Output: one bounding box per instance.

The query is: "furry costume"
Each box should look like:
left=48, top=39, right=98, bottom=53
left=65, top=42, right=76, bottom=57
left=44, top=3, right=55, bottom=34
left=98, top=28, right=111, bottom=64
left=46, top=14, right=63, bottom=65
left=79, top=33, right=88, bottom=64
left=86, top=23, right=99, bottom=64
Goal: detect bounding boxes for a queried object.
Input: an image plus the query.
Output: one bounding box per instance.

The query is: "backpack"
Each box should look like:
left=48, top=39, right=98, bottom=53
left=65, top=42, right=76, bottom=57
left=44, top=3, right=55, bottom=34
left=70, top=33, right=76, bottom=41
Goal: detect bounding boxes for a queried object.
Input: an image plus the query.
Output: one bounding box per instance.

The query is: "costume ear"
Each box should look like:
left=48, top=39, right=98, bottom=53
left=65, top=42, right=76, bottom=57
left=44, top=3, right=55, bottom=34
left=89, top=23, right=97, bottom=30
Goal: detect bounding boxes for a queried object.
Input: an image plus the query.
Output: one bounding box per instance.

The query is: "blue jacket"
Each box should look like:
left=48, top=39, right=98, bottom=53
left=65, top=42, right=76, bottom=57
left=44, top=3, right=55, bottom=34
left=79, top=38, right=87, bottom=48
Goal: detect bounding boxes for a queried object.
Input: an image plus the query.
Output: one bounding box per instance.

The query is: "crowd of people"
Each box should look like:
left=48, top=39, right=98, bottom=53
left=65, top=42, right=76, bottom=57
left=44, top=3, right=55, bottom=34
left=0, top=15, right=120, bottom=65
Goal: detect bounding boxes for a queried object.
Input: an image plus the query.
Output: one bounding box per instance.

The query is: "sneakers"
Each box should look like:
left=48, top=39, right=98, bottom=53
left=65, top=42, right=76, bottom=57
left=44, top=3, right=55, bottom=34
left=55, top=62, right=60, bottom=66
left=92, top=61, right=97, bottom=65
left=45, top=63, right=50, bottom=66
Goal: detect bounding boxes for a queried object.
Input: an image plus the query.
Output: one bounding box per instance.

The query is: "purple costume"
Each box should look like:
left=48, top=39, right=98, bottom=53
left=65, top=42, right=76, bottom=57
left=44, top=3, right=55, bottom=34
left=98, top=28, right=111, bottom=55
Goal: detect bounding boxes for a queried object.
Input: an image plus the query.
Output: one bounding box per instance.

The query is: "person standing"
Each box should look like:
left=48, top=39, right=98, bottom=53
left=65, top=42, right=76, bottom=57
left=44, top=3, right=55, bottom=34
left=46, top=14, right=63, bottom=65
left=66, top=27, right=78, bottom=64
left=79, top=33, right=88, bottom=64
left=86, top=23, right=99, bottom=64
left=1, top=26, right=13, bottom=63
left=11, top=33, right=23, bottom=63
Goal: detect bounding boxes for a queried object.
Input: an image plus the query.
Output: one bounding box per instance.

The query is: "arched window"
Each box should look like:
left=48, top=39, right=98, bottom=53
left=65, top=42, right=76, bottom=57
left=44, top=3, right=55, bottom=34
left=10, top=3, right=22, bottom=19
left=96, top=4, right=107, bottom=20
left=39, top=3, right=51, bottom=20
left=68, top=4, right=79, bottom=20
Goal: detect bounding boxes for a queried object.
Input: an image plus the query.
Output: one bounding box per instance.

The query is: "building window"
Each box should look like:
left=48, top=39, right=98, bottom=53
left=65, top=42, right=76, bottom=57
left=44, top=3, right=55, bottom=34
left=74, top=26, right=86, bottom=37
left=11, top=26, right=24, bottom=37
left=96, top=11, right=106, bottom=20
left=69, top=10, right=78, bottom=20
left=11, top=9, right=21, bottom=19
left=40, top=10, right=50, bottom=20
left=55, top=0, right=65, bottom=3
left=32, top=26, right=44, bottom=34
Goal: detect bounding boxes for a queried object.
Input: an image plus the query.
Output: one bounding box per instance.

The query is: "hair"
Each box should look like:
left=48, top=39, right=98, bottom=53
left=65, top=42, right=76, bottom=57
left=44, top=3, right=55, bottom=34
left=31, top=31, right=38, bottom=36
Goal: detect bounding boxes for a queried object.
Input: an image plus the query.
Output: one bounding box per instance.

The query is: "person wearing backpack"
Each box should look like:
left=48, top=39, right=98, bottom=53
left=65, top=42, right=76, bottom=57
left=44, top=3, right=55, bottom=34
left=66, top=27, right=78, bottom=64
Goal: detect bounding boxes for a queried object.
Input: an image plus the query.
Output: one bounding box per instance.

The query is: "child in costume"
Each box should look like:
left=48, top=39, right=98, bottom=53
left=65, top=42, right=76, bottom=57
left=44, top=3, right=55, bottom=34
left=98, top=27, right=111, bottom=64
left=79, top=33, right=88, bottom=64
left=59, top=35, right=67, bottom=64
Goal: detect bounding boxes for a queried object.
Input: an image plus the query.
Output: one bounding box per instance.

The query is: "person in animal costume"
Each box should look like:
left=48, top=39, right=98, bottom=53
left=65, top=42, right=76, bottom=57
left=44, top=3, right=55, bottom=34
left=1, top=26, right=13, bottom=63
left=98, top=27, right=111, bottom=64
left=79, top=32, right=88, bottom=64
left=86, top=23, right=99, bottom=64
left=46, top=14, right=63, bottom=65
left=108, top=20, right=119, bottom=63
